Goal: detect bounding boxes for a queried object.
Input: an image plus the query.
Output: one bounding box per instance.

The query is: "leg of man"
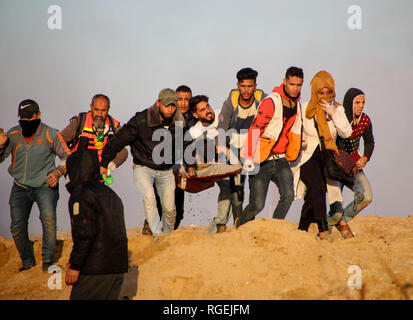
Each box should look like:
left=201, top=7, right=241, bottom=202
left=33, top=186, right=58, bottom=265
left=70, top=273, right=124, bottom=300
left=174, top=187, right=185, bottom=229
left=133, top=165, right=163, bottom=236
left=239, top=161, right=272, bottom=225
left=271, top=158, right=295, bottom=220
left=208, top=178, right=232, bottom=234
left=230, top=173, right=244, bottom=222
left=342, top=170, right=372, bottom=223
left=9, top=183, right=36, bottom=269
left=154, top=184, right=163, bottom=220
left=154, top=168, right=176, bottom=234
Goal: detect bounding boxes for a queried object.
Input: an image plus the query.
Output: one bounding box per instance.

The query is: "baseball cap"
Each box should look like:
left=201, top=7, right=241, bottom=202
left=158, top=88, right=178, bottom=106
left=18, top=99, right=40, bottom=118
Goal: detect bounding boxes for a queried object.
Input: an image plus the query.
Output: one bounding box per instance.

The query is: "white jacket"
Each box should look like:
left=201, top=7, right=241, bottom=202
left=290, top=101, right=352, bottom=203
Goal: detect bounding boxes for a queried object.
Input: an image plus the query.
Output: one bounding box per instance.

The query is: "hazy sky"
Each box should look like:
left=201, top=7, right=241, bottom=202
left=1, top=0, right=412, bottom=237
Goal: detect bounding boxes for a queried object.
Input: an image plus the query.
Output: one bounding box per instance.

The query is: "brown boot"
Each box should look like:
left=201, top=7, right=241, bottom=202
left=142, top=220, right=153, bottom=236
left=335, top=222, right=354, bottom=239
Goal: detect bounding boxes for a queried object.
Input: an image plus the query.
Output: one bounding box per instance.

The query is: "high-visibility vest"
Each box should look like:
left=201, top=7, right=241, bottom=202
left=72, top=111, right=119, bottom=162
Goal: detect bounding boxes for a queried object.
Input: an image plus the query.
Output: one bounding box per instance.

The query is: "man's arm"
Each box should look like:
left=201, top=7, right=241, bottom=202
left=216, top=95, right=235, bottom=149
left=47, top=131, right=72, bottom=187
left=109, top=124, right=129, bottom=169
left=60, top=117, right=79, bottom=145
left=0, top=128, right=11, bottom=164
left=100, top=114, right=140, bottom=169
left=180, top=124, right=197, bottom=177
left=243, top=98, right=275, bottom=160
left=217, top=96, right=234, bottom=131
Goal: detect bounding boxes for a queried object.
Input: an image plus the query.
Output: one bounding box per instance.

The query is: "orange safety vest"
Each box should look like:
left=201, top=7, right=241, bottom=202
left=72, top=112, right=119, bottom=162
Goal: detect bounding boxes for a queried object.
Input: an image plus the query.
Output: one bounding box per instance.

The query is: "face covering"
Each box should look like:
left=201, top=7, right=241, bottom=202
left=19, top=119, right=40, bottom=137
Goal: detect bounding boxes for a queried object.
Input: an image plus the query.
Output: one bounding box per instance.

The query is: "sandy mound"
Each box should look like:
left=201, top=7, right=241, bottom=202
left=0, top=215, right=412, bottom=300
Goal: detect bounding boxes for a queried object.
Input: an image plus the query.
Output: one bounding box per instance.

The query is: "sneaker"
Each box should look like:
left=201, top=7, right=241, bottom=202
left=19, top=259, right=36, bottom=272
left=42, top=261, right=53, bottom=272
left=19, top=264, right=35, bottom=272
left=335, top=222, right=354, bottom=239
left=317, top=231, right=334, bottom=242
left=142, top=220, right=153, bottom=236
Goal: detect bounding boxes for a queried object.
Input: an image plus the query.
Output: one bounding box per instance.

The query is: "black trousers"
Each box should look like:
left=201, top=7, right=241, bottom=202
left=70, top=273, right=124, bottom=300
left=298, top=147, right=328, bottom=232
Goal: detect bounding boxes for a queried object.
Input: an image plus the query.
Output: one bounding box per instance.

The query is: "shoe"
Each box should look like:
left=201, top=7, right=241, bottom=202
left=142, top=220, right=153, bottom=236
left=216, top=224, right=227, bottom=233
left=19, top=259, right=36, bottom=272
left=335, top=222, right=354, bottom=239
left=42, top=261, right=54, bottom=272
left=19, top=264, right=35, bottom=272
left=317, top=231, right=334, bottom=242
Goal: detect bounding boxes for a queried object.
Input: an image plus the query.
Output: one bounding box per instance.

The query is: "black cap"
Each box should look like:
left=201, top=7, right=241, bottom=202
left=18, top=99, right=40, bottom=118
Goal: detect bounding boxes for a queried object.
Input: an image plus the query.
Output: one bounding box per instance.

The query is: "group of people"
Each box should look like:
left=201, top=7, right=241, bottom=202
left=0, top=66, right=374, bottom=299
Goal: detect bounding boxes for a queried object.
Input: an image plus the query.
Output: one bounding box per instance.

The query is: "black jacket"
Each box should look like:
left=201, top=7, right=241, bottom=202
left=336, top=88, right=375, bottom=159
left=100, top=104, right=192, bottom=170
left=66, top=149, right=128, bottom=274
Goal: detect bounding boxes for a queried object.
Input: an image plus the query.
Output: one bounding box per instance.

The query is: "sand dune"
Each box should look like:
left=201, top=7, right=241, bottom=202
left=0, top=215, right=412, bottom=300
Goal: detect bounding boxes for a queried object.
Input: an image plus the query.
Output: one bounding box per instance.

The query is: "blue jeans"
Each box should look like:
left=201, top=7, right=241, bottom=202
left=240, top=158, right=294, bottom=225
left=9, top=183, right=58, bottom=268
left=208, top=178, right=232, bottom=234
left=329, top=170, right=373, bottom=223
left=133, top=165, right=176, bottom=236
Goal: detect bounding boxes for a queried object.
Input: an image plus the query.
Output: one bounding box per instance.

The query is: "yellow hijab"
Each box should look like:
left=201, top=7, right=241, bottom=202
left=306, top=70, right=339, bottom=155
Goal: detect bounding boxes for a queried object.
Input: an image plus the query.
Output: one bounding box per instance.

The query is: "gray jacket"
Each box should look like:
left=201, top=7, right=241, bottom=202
left=217, top=89, right=267, bottom=147
left=0, top=122, right=71, bottom=187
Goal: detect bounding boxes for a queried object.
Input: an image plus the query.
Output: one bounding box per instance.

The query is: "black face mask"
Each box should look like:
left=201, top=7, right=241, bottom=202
left=19, top=119, right=41, bottom=137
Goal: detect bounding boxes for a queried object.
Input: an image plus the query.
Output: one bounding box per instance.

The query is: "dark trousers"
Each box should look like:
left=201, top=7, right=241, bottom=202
left=230, top=173, right=247, bottom=222
left=298, top=148, right=328, bottom=232
left=70, top=273, right=124, bottom=300
left=240, top=158, right=294, bottom=225
left=155, top=186, right=184, bottom=229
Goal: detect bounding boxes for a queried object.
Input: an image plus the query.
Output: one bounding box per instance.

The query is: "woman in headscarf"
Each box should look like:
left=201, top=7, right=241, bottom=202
left=290, top=71, right=352, bottom=240
left=329, top=88, right=374, bottom=238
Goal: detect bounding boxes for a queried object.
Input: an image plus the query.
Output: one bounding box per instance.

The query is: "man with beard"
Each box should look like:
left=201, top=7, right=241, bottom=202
left=188, top=95, right=240, bottom=233
left=61, top=94, right=128, bottom=175
left=100, top=88, right=195, bottom=236
left=142, top=85, right=198, bottom=235
left=0, top=99, right=71, bottom=271
left=217, top=68, right=267, bottom=225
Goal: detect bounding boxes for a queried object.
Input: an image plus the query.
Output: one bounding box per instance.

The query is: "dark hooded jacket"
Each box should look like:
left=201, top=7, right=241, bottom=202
left=66, top=149, right=128, bottom=274
left=336, top=88, right=375, bottom=163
